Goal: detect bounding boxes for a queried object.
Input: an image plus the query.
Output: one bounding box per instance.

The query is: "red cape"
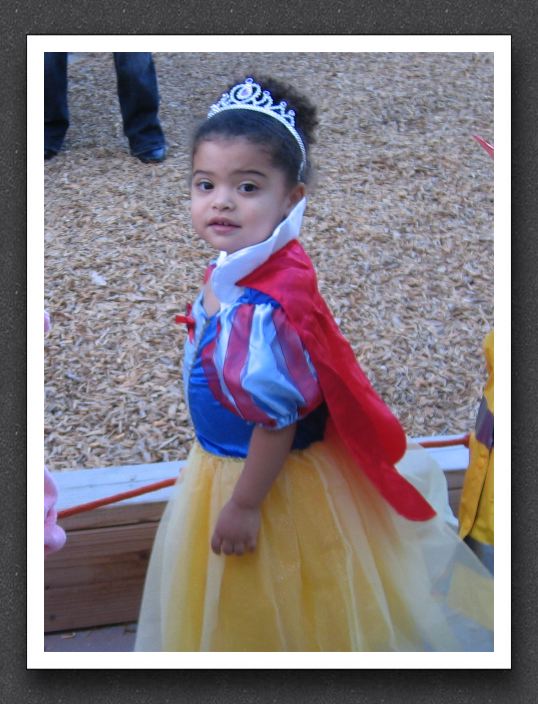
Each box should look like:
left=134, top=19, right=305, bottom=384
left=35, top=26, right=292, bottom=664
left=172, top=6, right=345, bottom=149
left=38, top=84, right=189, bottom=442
left=239, top=239, right=436, bottom=521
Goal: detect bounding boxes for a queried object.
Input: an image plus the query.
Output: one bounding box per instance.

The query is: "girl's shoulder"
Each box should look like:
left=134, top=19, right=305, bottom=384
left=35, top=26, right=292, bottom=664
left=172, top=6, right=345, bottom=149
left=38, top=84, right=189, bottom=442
left=214, top=288, right=282, bottom=327
left=214, top=289, right=293, bottom=342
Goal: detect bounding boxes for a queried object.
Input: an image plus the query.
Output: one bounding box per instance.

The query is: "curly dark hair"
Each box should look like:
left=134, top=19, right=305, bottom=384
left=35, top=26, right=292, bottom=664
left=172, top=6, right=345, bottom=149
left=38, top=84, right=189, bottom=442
left=192, top=76, right=318, bottom=186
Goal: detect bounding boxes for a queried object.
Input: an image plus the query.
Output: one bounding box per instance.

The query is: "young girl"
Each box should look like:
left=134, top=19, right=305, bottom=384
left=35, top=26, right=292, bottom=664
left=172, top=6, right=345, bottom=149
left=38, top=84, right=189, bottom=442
left=135, top=77, right=493, bottom=652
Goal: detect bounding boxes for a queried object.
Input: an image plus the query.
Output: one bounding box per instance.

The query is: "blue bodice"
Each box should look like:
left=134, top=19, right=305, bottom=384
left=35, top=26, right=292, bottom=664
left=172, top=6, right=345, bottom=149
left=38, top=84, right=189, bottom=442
left=182, top=287, right=327, bottom=458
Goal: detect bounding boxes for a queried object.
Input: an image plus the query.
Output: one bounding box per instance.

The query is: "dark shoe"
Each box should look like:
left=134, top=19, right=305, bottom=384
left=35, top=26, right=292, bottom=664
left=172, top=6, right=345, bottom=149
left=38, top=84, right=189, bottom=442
left=45, top=149, right=58, bottom=160
left=135, top=146, right=167, bottom=164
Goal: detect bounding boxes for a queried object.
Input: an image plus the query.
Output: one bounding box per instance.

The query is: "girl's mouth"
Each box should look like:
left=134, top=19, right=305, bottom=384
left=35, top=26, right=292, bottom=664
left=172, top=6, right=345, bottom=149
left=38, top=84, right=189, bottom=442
left=208, top=220, right=240, bottom=234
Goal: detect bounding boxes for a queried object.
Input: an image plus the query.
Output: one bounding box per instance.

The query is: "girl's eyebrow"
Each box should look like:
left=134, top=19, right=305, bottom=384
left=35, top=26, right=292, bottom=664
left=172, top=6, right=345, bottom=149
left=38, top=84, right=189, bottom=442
left=192, top=169, right=268, bottom=178
left=233, top=169, right=267, bottom=178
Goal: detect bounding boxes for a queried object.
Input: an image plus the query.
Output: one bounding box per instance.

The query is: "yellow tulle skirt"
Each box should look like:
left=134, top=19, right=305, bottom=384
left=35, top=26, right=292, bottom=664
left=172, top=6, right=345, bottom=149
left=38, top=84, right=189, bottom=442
left=135, top=436, right=493, bottom=651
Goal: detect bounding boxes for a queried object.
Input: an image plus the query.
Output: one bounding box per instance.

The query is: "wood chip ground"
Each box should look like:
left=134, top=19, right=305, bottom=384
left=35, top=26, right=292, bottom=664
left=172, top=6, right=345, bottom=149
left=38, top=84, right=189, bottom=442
left=44, top=52, right=493, bottom=471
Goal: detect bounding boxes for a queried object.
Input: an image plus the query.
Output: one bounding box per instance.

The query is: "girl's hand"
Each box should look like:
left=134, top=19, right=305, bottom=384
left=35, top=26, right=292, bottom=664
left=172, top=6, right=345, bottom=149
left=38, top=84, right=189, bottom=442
left=211, top=498, right=260, bottom=556
left=210, top=424, right=295, bottom=557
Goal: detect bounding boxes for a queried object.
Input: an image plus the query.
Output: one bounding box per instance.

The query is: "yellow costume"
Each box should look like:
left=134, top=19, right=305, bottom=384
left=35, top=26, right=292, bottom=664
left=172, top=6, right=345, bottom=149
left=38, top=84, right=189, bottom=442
left=458, top=331, right=494, bottom=561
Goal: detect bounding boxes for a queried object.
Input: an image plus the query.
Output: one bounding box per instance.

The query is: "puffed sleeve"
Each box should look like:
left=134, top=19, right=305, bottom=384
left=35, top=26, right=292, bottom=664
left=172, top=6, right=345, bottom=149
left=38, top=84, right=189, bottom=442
left=203, top=301, right=323, bottom=429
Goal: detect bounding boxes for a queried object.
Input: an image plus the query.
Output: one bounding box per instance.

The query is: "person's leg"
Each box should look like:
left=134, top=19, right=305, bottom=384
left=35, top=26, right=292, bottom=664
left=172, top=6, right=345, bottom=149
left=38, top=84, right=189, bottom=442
left=44, top=52, right=69, bottom=157
left=113, top=52, right=166, bottom=160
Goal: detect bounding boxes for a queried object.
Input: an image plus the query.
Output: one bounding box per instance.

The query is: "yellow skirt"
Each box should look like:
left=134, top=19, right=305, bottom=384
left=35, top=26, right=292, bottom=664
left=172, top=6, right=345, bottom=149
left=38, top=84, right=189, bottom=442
left=135, top=437, right=493, bottom=651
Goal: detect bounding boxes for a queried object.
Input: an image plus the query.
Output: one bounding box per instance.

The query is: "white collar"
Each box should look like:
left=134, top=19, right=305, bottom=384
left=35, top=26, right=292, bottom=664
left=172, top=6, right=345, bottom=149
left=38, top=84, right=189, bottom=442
left=211, top=197, right=306, bottom=304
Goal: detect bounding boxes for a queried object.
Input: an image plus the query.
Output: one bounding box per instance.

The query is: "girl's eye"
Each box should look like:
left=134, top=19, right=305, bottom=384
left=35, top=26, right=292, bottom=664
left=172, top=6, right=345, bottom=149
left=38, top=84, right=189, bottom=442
left=239, top=183, right=258, bottom=193
left=196, top=180, right=213, bottom=191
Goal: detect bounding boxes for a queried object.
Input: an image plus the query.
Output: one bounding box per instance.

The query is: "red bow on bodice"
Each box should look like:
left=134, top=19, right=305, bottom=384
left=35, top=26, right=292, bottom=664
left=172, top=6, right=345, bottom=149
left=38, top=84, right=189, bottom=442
left=175, top=303, right=195, bottom=342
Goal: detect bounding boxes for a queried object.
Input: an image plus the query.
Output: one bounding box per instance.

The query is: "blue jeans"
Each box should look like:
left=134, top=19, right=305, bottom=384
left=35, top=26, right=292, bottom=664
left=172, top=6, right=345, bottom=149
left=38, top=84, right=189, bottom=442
left=44, top=52, right=166, bottom=155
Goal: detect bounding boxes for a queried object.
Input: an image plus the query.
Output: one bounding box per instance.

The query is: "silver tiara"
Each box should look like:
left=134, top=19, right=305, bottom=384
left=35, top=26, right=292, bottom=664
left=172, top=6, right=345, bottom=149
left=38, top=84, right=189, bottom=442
left=207, top=77, right=306, bottom=177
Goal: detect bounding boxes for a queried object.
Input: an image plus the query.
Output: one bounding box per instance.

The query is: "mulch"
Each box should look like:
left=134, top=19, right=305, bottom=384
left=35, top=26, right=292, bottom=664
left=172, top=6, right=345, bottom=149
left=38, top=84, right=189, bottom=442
left=44, top=52, right=493, bottom=470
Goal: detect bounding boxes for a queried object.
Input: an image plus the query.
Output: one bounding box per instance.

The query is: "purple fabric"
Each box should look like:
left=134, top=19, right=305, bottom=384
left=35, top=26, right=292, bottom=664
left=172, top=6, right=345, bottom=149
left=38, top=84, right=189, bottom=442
left=475, top=397, right=494, bottom=449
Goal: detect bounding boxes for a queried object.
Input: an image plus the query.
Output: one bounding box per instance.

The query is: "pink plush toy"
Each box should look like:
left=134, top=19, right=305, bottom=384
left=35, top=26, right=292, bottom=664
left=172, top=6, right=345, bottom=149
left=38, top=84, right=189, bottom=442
left=44, top=311, right=66, bottom=557
left=44, top=467, right=66, bottom=556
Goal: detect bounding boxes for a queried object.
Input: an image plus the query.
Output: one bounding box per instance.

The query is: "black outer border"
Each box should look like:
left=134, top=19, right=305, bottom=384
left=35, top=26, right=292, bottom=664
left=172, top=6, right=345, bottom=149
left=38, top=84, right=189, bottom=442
left=2, top=0, right=535, bottom=701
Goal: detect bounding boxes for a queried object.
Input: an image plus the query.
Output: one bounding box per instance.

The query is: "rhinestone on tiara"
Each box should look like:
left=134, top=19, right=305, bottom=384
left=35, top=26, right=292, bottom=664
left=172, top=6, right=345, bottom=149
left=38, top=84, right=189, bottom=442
left=207, top=77, right=307, bottom=176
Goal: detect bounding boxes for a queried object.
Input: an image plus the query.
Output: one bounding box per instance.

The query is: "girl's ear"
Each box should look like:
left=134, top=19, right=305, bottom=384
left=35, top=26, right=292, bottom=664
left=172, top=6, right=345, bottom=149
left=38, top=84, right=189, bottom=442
left=286, top=183, right=306, bottom=213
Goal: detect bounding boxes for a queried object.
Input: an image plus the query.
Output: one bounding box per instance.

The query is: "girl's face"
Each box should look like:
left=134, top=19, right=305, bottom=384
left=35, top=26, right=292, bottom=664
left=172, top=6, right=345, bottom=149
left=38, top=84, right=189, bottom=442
left=191, top=137, right=305, bottom=255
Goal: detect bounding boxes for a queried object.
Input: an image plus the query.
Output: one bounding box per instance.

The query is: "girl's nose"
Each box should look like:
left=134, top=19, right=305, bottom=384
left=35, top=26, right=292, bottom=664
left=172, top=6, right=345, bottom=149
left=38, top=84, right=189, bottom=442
left=212, top=187, right=235, bottom=210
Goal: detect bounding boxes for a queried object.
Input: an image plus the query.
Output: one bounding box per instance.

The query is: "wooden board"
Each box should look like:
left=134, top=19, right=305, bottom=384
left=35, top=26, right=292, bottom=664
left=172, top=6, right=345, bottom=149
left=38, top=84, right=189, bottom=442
left=44, top=438, right=470, bottom=633
left=45, top=522, right=159, bottom=632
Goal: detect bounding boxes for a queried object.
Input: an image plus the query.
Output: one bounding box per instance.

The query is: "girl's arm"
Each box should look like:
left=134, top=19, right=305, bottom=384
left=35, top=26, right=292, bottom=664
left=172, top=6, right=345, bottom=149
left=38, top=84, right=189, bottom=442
left=211, top=423, right=296, bottom=556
